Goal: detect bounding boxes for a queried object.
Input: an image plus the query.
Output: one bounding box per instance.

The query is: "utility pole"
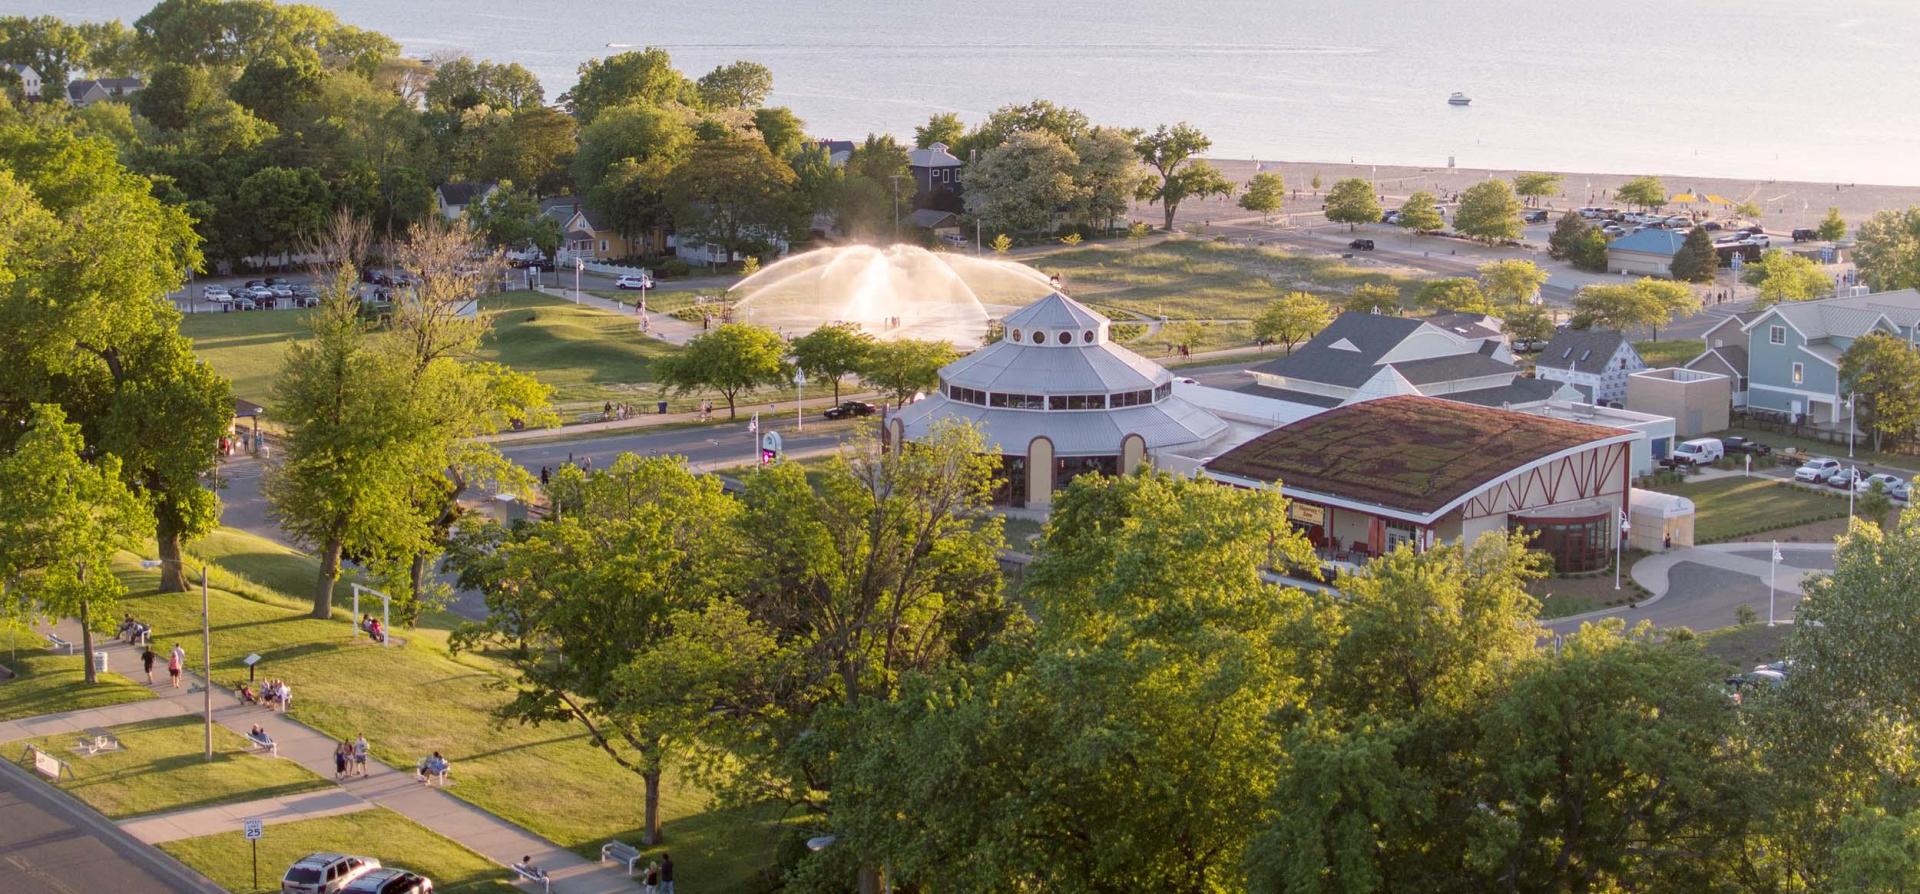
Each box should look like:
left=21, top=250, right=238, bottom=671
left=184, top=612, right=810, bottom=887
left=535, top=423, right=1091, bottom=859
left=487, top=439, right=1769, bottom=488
left=202, top=564, right=211, bottom=762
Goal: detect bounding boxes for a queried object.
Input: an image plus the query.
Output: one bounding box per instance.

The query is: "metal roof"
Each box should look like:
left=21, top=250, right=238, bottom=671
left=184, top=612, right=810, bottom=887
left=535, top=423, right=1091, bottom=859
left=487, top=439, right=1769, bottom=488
left=941, top=336, right=1168, bottom=393
left=893, top=393, right=1227, bottom=456
left=1003, top=292, right=1106, bottom=333
left=907, top=143, right=963, bottom=168
left=1608, top=228, right=1687, bottom=256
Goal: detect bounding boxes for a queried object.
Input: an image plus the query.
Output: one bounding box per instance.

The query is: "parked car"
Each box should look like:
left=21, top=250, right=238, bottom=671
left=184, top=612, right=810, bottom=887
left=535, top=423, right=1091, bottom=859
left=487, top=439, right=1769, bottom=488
left=1750, top=233, right=1771, bottom=248
left=1671, top=437, right=1724, bottom=466
left=1701, top=221, right=1724, bottom=231
left=1721, top=436, right=1771, bottom=456
left=1792, top=228, right=1817, bottom=242
left=229, top=294, right=258, bottom=311
left=1522, top=210, right=1548, bottom=223
left=1793, top=457, right=1842, bottom=482
left=823, top=401, right=879, bottom=420
left=1859, top=472, right=1905, bottom=495
left=282, top=853, right=380, bottom=894
left=1348, top=238, right=1375, bottom=251
left=1825, top=467, right=1865, bottom=490
left=615, top=273, right=654, bottom=290
left=1727, top=668, right=1787, bottom=695
left=1380, top=210, right=1400, bottom=224
left=340, top=868, right=433, bottom=894
left=1893, top=480, right=1911, bottom=501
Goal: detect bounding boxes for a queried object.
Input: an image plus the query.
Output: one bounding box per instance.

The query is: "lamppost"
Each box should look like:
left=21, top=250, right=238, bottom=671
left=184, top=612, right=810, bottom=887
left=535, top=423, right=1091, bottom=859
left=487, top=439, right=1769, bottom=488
left=1846, top=390, right=1856, bottom=458
left=573, top=257, right=584, bottom=304
left=140, top=557, right=213, bottom=762
left=794, top=368, right=807, bottom=432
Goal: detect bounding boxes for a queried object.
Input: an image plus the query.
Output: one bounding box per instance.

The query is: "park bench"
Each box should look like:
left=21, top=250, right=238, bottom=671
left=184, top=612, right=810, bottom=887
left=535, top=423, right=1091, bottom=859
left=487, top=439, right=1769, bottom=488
left=246, top=730, right=277, bottom=756
left=45, top=633, right=73, bottom=654
left=600, top=840, right=643, bottom=875
left=78, top=727, right=121, bottom=756
left=508, top=863, right=551, bottom=892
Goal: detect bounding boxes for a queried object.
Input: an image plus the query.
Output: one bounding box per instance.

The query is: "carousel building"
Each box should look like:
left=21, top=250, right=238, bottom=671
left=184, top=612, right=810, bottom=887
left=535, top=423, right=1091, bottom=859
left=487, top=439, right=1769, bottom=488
left=887, top=292, right=1231, bottom=507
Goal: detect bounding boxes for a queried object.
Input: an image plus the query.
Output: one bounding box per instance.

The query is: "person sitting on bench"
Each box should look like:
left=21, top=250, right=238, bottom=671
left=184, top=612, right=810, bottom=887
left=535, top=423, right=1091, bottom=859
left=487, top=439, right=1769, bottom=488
left=418, top=751, right=450, bottom=786
left=516, top=856, right=547, bottom=880
left=247, top=725, right=277, bottom=755
left=367, top=617, right=386, bottom=643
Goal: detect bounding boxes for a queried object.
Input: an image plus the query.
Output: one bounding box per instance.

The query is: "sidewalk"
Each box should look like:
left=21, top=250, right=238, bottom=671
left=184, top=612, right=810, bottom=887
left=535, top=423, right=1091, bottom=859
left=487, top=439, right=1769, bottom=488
left=29, top=620, right=639, bottom=894
left=121, top=788, right=373, bottom=844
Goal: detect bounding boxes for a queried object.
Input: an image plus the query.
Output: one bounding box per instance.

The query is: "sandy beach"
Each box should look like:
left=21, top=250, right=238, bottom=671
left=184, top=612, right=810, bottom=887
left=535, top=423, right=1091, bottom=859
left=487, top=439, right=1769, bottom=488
left=1187, top=159, right=1920, bottom=232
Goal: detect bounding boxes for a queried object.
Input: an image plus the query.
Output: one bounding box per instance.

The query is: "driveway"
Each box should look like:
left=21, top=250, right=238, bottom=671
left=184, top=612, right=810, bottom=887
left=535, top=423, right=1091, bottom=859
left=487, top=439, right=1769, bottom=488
left=1547, top=541, right=1834, bottom=634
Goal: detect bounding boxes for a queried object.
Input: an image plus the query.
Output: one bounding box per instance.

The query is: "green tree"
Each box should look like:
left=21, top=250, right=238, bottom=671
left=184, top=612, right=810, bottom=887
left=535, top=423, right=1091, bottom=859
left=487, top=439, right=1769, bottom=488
left=1453, top=179, right=1523, bottom=243
left=588, top=155, right=674, bottom=252
left=1070, top=126, right=1141, bottom=232
left=1747, top=248, right=1833, bottom=308
left=1818, top=206, right=1849, bottom=242
left=1512, top=172, right=1562, bottom=205
left=1571, top=227, right=1611, bottom=272
left=1669, top=226, right=1720, bottom=283
left=477, top=106, right=576, bottom=195
left=666, top=134, right=800, bottom=263
left=914, top=111, right=964, bottom=149
left=134, top=62, right=215, bottom=131
left=1324, top=177, right=1381, bottom=230
left=750, top=105, right=805, bottom=160
left=231, top=166, right=331, bottom=264
left=447, top=454, right=738, bottom=845
left=845, top=132, right=910, bottom=187
left=654, top=323, right=789, bottom=419
left=1416, top=277, right=1493, bottom=314
left=134, top=0, right=396, bottom=73
left=789, top=322, right=875, bottom=404
left=835, top=471, right=1314, bottom=891
left=1133, top=122, right=1232, bottom=232
left=1616, top=176, right=1668, bottom=210
left=0, top=405, right=151, bottom=684
left=1548, top=211, right=1589, bottom=260
left=695, top=60, right=773, bottom=110
left=425, top=56, right=543, bottom=113
left=1396, top=190, right=1445, bottom=232
left=230, top=48, right=327, bottom=125
left=990, top=233, right=1012, bottom=253
left=559, top=47, right=692, bottom=124
left=569, top=100, right=693, bottom=193
left=1254, top=290, right=1334, bottom=350
left=463, top=184, right=559, bottom=254
left=1478, top=259, right=1548, bottom=306
left=951, top=99, right=1088, bottom=159
left=964, top=129, right=1081, bottom=236
left=1854, top=207, right=1920, bottom=292
left=1503, top=300, right=1555, bottom=346
left=1239, top=171, right=1287, bottom=223
left=1572, top=278, right=1699, bottom=339
left=1345, top=281, right=1402, bottom=315
left=860, top=338, right=958, bottom=406
left=1736, top=200, right=1765, bottom=220
left=1839, top=331, right=1920, bottom=451
left=265, top=258, right=427, bottom=618
left=0, top=15, right=88, bottom=99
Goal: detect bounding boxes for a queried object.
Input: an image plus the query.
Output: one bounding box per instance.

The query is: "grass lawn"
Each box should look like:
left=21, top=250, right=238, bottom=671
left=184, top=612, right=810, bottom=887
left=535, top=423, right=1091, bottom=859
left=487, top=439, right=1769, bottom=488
left=0, top=628, right=154, bottom=723
left=1527, top=562, right=1645, bottom=620
left=162, top=808, right=517, bottom=894
left=24, top=715, right=331, bottom=819
left=1040, top=238, right=1424, bottom=323
left=113, top=533, right=774, bottom=889
left=1710, top=425, right=1920, bottom=474
left=181, top=292, right=682, bottom=412
left=1634, top=338, right=1705, bottom=368
left=1700, top=622, right=1792, bottom=670
left=1660, top=476, right=1850, bottom=543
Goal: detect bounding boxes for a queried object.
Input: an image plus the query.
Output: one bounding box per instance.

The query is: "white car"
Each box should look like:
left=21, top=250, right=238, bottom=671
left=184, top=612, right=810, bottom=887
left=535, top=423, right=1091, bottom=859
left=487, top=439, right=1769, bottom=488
left=282, top=853, right=380, bottom=893
left=615, top=273, right=654, bottom=290
left=1858, top=472, right=1905, bottom=495
left=1750, top=234, right=1771, bottom=248
left=1793, top=458, right=1842, bottom=482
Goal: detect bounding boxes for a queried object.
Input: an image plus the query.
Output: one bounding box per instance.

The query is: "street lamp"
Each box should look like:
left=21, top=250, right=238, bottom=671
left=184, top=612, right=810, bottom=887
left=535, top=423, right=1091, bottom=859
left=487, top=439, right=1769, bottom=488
left=573, top=257, right=584, bottom=305
left=140, top=557, right=213, bottom=763
left=1846, top=390, right=1856, bottom=458
left=794, top=368, right=807, bottom=432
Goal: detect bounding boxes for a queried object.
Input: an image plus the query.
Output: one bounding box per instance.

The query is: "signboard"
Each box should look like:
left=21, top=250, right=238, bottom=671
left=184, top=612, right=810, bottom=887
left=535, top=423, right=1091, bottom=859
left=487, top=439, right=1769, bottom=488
left=1287, top=503, right=1326, bottom=527
left=30, top=746, right=65, bottom=779
left=243, top=819, right=264, bottom=841
left=761, top=431, right=784, bottom=460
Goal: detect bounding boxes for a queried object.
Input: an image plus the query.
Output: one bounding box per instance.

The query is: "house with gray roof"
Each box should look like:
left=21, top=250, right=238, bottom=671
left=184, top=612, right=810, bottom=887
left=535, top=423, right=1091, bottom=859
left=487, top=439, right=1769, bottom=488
left=5, top=63, right=41, bottom=100
left=1607, top=228, right=1688, bottom=277
left=1534, top=328, right=1644, bottom=404
left=1699, top=289, right=1920, bottom=425
left=908, top=142, right=964, bottom=212
left=1246, top=312, right=1577, bottom=410
left=66, top=76, right=142, bottom=107
left=435, top=181, right=498, bottom=221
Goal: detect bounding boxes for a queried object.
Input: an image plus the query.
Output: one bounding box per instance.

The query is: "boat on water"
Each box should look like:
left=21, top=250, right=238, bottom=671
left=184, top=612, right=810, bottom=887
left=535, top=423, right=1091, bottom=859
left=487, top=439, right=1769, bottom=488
left=1449, top=92, right=1472, bottom=106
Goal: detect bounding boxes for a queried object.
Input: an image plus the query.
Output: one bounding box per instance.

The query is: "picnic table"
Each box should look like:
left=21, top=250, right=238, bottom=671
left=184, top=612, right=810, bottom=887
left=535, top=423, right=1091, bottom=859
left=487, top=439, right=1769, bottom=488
left=78, top=726, right=121, bottom=756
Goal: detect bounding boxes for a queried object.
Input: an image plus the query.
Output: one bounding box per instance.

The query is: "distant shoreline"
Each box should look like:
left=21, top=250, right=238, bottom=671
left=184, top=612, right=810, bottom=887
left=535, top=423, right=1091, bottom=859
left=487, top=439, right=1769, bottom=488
left=1198, top=159, right=1919, bottom=230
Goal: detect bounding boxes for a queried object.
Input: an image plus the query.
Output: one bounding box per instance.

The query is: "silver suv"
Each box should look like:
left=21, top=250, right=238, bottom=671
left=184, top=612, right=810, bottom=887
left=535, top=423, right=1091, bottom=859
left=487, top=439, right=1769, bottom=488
left=282, top=853, right=381, bottom=893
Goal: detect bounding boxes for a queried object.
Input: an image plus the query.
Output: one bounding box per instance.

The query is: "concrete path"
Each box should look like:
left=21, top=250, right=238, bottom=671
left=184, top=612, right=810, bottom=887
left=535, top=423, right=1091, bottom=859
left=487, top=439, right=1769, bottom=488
left=121, top=788, right=374, bottom=844
left=1547, top=541, right=1833, bottom=633
left=0, top=690, right=186, bottom=744
left=534, top=284, right=703, bottom=346
left=21, top=621, right=640, bottom=893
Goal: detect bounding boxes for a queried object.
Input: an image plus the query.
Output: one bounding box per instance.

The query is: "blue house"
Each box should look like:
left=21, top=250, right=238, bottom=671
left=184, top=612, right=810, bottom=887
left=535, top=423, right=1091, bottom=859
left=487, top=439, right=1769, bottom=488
left=1686, top=289, right=1920, bottom=426
left=1606, top=228, right=1689, bottom=277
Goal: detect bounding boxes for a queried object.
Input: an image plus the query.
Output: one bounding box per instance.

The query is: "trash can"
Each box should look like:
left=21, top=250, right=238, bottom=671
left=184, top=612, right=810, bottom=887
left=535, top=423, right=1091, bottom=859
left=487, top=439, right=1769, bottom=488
left=93, top=650, right=109, bottom=675
left=657, top=400, right=668, bottom=415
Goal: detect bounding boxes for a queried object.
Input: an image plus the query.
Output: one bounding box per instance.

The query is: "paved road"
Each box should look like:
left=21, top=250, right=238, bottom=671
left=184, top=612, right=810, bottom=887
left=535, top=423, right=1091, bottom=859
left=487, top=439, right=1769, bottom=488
left=1547, top=542, right=1834, bottom=635
left=0, top=759, right=222, bottom=894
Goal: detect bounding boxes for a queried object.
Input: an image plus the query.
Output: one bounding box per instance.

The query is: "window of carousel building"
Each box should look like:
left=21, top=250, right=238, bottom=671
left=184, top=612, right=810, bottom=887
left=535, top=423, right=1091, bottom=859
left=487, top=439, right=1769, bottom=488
left=995, top=455, right=1029, bottom=508
left=1511, top=512, right=1612, bottom=572
left=1056, top=455, right=1119, bottom=491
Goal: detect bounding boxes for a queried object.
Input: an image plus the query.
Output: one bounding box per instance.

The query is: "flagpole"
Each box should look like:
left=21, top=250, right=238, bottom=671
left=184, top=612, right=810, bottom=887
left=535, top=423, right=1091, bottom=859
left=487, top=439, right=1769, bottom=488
left=1614, top=508, right=1625, bottom=591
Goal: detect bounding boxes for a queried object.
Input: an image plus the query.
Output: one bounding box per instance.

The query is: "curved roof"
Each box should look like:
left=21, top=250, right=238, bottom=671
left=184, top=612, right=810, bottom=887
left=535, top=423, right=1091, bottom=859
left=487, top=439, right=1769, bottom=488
left=1002, top=292, right=1106, bottom=333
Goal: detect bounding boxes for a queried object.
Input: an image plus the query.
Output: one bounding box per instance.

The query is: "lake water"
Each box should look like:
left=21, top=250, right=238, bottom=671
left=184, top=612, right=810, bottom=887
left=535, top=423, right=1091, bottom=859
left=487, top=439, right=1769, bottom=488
left=16, top=0, right=1920, bottom=184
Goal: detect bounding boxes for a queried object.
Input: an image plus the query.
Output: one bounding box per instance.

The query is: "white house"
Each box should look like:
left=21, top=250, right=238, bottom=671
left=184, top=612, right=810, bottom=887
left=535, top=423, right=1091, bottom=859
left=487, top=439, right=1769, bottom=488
left=6, top=63, right=41, bottom=100
left=1534, top=328, right=1645, bottom=404
left=435, top=182, right=498, bottom=222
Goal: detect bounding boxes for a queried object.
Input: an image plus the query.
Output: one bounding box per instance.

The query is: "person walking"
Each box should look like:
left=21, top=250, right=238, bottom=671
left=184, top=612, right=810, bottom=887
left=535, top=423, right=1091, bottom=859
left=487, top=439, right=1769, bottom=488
left=334, top=739, right=351, bottom=780
left=659, top=853, right=674, bottom=894
left=353, top=734, right=369, bottom=777
left=642, top=861, right=659, bottom=894
left=140, top=645, right=156, bottom=684
left=539, top=466, right=550, bottom=488
left=167, top=642, right=185, bottom=688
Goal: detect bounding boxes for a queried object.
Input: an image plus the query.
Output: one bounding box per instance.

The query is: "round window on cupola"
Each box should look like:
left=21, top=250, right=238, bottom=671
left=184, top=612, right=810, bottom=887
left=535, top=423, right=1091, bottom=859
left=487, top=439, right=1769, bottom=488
left=1082, top=330, right=1094, bottom=343
left=1011, top=329, right=1022, bottom=343
left=1057, top=331, right=1072, bottom=345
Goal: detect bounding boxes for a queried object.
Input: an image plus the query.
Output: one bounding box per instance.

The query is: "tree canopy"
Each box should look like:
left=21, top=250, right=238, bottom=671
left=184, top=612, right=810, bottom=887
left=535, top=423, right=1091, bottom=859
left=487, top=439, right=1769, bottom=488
left=1324, top=177, right=1380, bottom=230
left=1452, top=179, right=1523, bottom=243
left=654, top=323, right=790, bottom=418
left=1254, top=290, right=1334, bottom=350
left=1133, top=123, right=1232, bottom=232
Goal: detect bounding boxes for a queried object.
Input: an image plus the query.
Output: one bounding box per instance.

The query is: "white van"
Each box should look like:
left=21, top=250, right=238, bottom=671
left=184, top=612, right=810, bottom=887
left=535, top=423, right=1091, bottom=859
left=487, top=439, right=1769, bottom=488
left=1671, top=438, right=1724, bottom=466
